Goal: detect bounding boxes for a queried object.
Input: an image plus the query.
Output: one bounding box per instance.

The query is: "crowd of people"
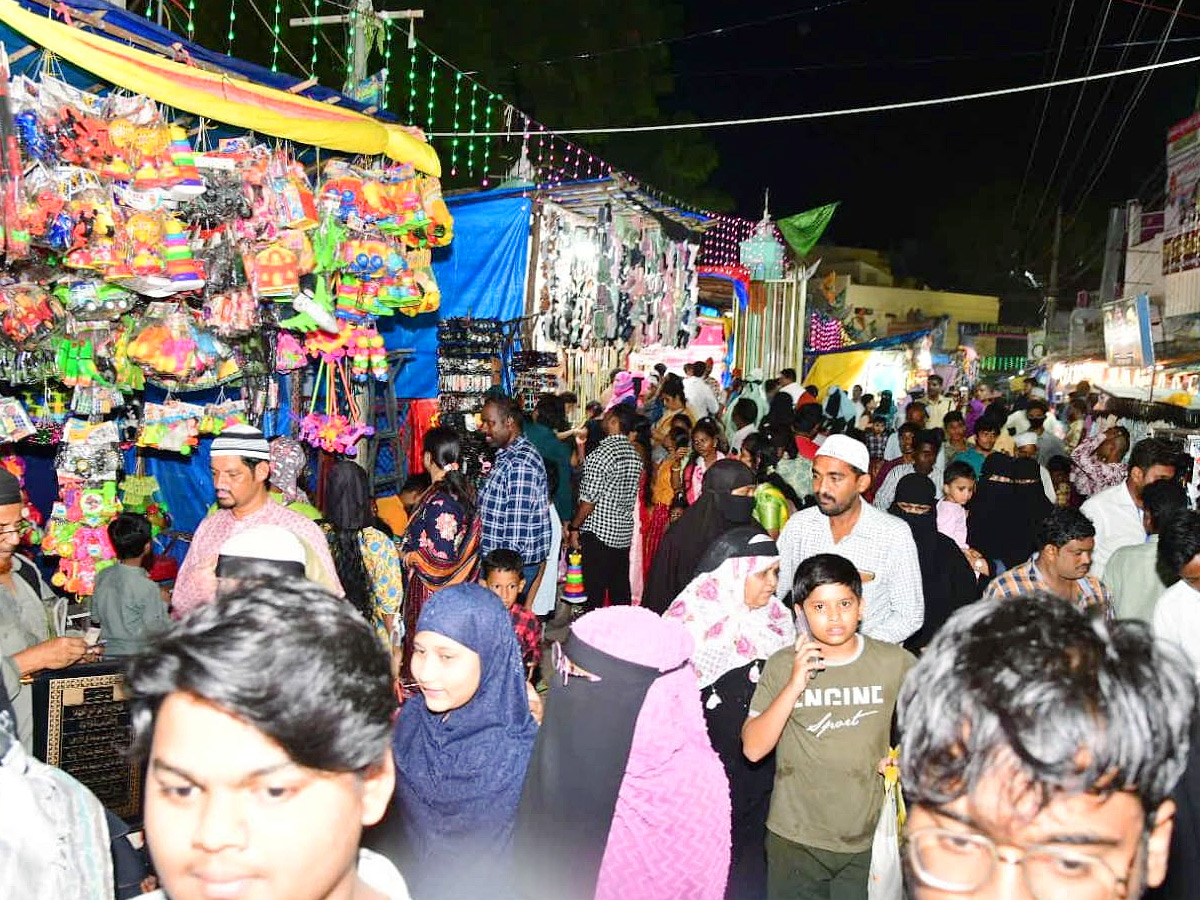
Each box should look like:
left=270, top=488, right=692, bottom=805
left=5, top=362, right=1200, bottom=900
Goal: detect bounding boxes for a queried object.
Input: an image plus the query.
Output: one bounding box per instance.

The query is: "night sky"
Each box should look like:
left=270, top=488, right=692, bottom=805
left=661, top=0, right=1200, bottom=276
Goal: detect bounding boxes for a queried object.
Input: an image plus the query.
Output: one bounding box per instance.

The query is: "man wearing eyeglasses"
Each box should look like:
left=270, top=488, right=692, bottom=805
left=897, top=594, right=1194, bottom=900
left=0, top=469, right=94, bottom=751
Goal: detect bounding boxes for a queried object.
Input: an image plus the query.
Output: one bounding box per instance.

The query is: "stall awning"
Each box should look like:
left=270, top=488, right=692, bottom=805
left=0, top=0, right=440, bottom=174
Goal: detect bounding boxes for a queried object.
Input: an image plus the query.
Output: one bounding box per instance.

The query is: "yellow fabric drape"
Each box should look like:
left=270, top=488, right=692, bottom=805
left=0, top=0, right=441, bottom=175
left=804, top=351, right=871, bottom=398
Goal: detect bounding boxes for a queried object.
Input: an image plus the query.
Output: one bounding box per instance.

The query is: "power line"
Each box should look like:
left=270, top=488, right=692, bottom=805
left=1013, top=0, right=1076, bottom=228
left=1064, top=0, right=1182, bottom=228
left=425, top=50, right=1200, bottom=137
left=505, top=0, right=863, bottom=68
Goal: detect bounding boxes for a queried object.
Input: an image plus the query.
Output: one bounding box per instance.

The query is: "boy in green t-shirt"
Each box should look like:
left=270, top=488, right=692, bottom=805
left=743, top=552, right=915, bottom=900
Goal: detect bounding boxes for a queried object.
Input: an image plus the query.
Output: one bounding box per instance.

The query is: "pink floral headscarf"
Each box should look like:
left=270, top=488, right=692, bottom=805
left=664, top=538, right=796, bottom=689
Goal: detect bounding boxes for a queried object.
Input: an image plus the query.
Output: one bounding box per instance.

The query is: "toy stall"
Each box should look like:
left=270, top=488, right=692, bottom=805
left=0, top=0, right=450, bottom=599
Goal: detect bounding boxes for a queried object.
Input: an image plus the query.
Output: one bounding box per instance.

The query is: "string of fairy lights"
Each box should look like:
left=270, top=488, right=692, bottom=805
left=139, top=0, right=762, bottom=259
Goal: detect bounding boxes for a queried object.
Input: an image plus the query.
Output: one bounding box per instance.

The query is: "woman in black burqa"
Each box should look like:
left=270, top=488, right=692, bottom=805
left=641, top=459, right=757, bottom=614
left=888, top=473, right=979, bottom=653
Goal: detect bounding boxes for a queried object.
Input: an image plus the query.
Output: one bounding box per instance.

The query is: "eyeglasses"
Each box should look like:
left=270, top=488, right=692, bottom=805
left=906, top=827, right=1140, bottom=900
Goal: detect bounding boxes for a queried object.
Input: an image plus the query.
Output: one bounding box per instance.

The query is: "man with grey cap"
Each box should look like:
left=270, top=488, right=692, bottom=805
left=0, top=468, right=100, bottom=751
left=172, top=424, right=341, bottom=618
left=777, top=434, right=925, bottom=644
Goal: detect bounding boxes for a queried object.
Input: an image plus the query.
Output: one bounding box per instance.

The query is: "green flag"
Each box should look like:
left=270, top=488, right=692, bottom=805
left=776, top=202, right=839, bottom=257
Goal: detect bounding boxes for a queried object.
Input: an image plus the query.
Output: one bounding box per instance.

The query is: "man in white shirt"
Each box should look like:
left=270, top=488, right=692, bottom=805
left=1152, top=509, right=1200, bottom=679
left=778, top=367, right=803, bottom=405
left=923, top=374, right=955, bottom=430
left=777, top=434, right=924, bottom=644
left=683, top=362, right=720, bottom=419
left=1081, top=437, right=1178, bottom=579
left=884, top=401, right=928, bottom=461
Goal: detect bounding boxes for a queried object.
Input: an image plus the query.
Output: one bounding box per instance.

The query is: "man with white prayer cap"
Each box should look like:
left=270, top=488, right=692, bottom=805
left=172, top=424, right=341, bottom=617
left=777, top=434, right=926, bottom=644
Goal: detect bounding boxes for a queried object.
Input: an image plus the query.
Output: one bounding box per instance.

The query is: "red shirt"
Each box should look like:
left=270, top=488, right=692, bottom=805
left=795, top=435, right=820, bottom=461
left=509, top=603, right=543, bottom=670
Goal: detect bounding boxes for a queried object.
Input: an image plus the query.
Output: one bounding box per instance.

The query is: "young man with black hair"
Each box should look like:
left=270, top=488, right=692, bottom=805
left=898, top=594, right=1194, bottom=900
left=981, top=507, right=1113, bottom=618
left=1106, top=479, right=1189, bottom=622
left=127, top=579, right=408, bottom=900
left=883, top=401, right=928, bottom=461
left=565, top=404, right=643, bottom=610
left=1153, top=509, right=1200, bottom=680
left=478, top=396, right=553, bottom=600
left=923, top=373, right=954, bottom=430
left=730, top=397, right=759, bottom=454
left=1023, top=398, right=1068, bottom=466
left=1082, top=437, right=1179, bottom=579
left=938, top=410, right=970, bottom=466
left=93, top=512, right=170, bottom=657
left=957, top=415, right=1002, bottom=477
left=873, top=429, right=941, bottom=513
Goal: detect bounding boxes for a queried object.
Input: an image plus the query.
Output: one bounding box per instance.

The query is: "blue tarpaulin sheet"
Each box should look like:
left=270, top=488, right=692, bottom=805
left=380, top=190, right=532, bottom=398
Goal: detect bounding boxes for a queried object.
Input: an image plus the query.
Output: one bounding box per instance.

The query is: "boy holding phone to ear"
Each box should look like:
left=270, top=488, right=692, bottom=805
left=742, top=553, right=915, bottom=900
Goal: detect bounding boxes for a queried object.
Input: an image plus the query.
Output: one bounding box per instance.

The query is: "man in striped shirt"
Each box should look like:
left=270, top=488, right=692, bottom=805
left=982, top=507, right=1113, bottom=619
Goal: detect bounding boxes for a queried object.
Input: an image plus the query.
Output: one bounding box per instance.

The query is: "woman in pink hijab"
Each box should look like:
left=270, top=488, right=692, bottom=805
left=514, top=606, right=731, bottom=900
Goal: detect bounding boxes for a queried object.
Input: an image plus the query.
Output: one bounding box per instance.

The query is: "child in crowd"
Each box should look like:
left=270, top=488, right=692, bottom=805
left=1046, top=454, right=1075, bottom=507
left=481, top=548, right=543, bottom=675
left=668, top=493, right=689, bottom=526
left=743, top=554, right=915, bottom=900
left=936, top=461, right=989, bottom=577
left=92, top=512, right=171, bottom=656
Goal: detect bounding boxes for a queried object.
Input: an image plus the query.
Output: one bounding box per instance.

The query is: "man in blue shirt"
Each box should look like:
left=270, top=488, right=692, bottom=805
left=478, top=395, right=553, bottom=599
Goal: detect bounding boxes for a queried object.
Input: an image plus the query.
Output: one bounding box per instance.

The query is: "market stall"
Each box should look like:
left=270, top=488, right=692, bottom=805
left=0, top=0, right=450, bottom=595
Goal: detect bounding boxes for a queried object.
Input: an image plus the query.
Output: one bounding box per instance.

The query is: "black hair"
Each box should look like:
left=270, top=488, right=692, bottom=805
left=585, top=400, right=603, bottom=417
left=1159, top=510, right=1200, bottom=583
left=607, top=403, right=638, bottom=435
left=898, top=421, right=920, bottom=439
left=942, top=460, right=976, bottom=485
left=423, top=426, right=477, bottom=523
left=1129, top=437, right=1180, bottom=476
left=780, top=367, right=797, bottom=381
left=1026, top=399, right=1050, bottom=416
left=1037, top=507, right=1096, bottom=550
left=928, top=373, right=944, bottom=385
left=1142, top=479, right=1188, bottom=534
left=907, top=400, right=928, bottom=417
left=484, top=394, right=525, bottom=430
left=481, top=548, right=525, bottom=579
left=668, top=424, right=692, bottom=451
left=898, top=595, right=1196, bottom=815
left=322, top=461, right=376, bottom=624
left=659, top=375, right=685, bottom=403
left=795, top=404, right=824, bottom=434
left=915, top=429, right=942, bottom=452
left=870, top=413, right=888, bottom=425
left=861, top=393, right=875, bottom=407
left=732, top=397, right=759, bottom=427
left=108, top=511, right=152, bottom=560
left=742, top=433, right=804, bottom=509
left=128, top=579, right=394, bottom=772
left=764, top=378, right=780, bottom=394
left=535, top=392, right=568, bottom=432
left=974, top=415, right=1002, bottom=436
left=560, top=391, right=578, bottom=406
left=804, top=385, right=819, bottom=397
left=942, top=410, right=964, bottom=427
left=1045, top=454, right=1072, bottom=475
left=670, top=412, right=692, bottom=432
left=400, top=472, right=432, bottom=495
left=791, top=553, right=862, bottom=610
left=630, top=413, right=655, bottom=506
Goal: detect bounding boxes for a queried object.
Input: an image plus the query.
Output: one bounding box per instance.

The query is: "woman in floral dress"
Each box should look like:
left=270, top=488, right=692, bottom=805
left=398, top=426, right=481, bottom=683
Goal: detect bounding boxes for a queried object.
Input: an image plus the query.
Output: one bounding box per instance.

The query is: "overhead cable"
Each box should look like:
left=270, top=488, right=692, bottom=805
left=425, top=50, right=1200, bottom=138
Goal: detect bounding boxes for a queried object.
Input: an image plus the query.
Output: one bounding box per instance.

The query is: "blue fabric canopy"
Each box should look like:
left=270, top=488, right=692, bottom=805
left=381, top=190, right=532, bottom=398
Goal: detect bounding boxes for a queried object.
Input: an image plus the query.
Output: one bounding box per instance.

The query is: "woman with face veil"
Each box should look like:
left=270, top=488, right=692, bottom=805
left=642, top=459, right=757, bottom=614
left=513, top=606, right=730, bottom=900
left=665, top=526, right=795, bottom=899
left=887, top=474, right=979, bottom=653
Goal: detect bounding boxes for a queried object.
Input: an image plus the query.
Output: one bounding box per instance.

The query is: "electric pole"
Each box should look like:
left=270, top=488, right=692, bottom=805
left=290, top=3, right=424, bottom=89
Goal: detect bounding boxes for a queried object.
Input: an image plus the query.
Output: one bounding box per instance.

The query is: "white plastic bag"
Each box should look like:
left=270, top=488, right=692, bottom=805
left=868, top=758, right=904, bottom=900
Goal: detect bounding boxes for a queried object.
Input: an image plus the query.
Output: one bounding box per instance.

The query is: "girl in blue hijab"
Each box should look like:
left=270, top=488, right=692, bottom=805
left=390, top=582, right=538, bottom=899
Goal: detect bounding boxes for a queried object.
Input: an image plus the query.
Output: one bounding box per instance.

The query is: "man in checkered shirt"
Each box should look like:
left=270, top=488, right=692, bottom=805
left=566, top=404, right=643, bottom=610
left=777, top=434, right=925, bottom=645
left=479, top=396, right=553, bottom=601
